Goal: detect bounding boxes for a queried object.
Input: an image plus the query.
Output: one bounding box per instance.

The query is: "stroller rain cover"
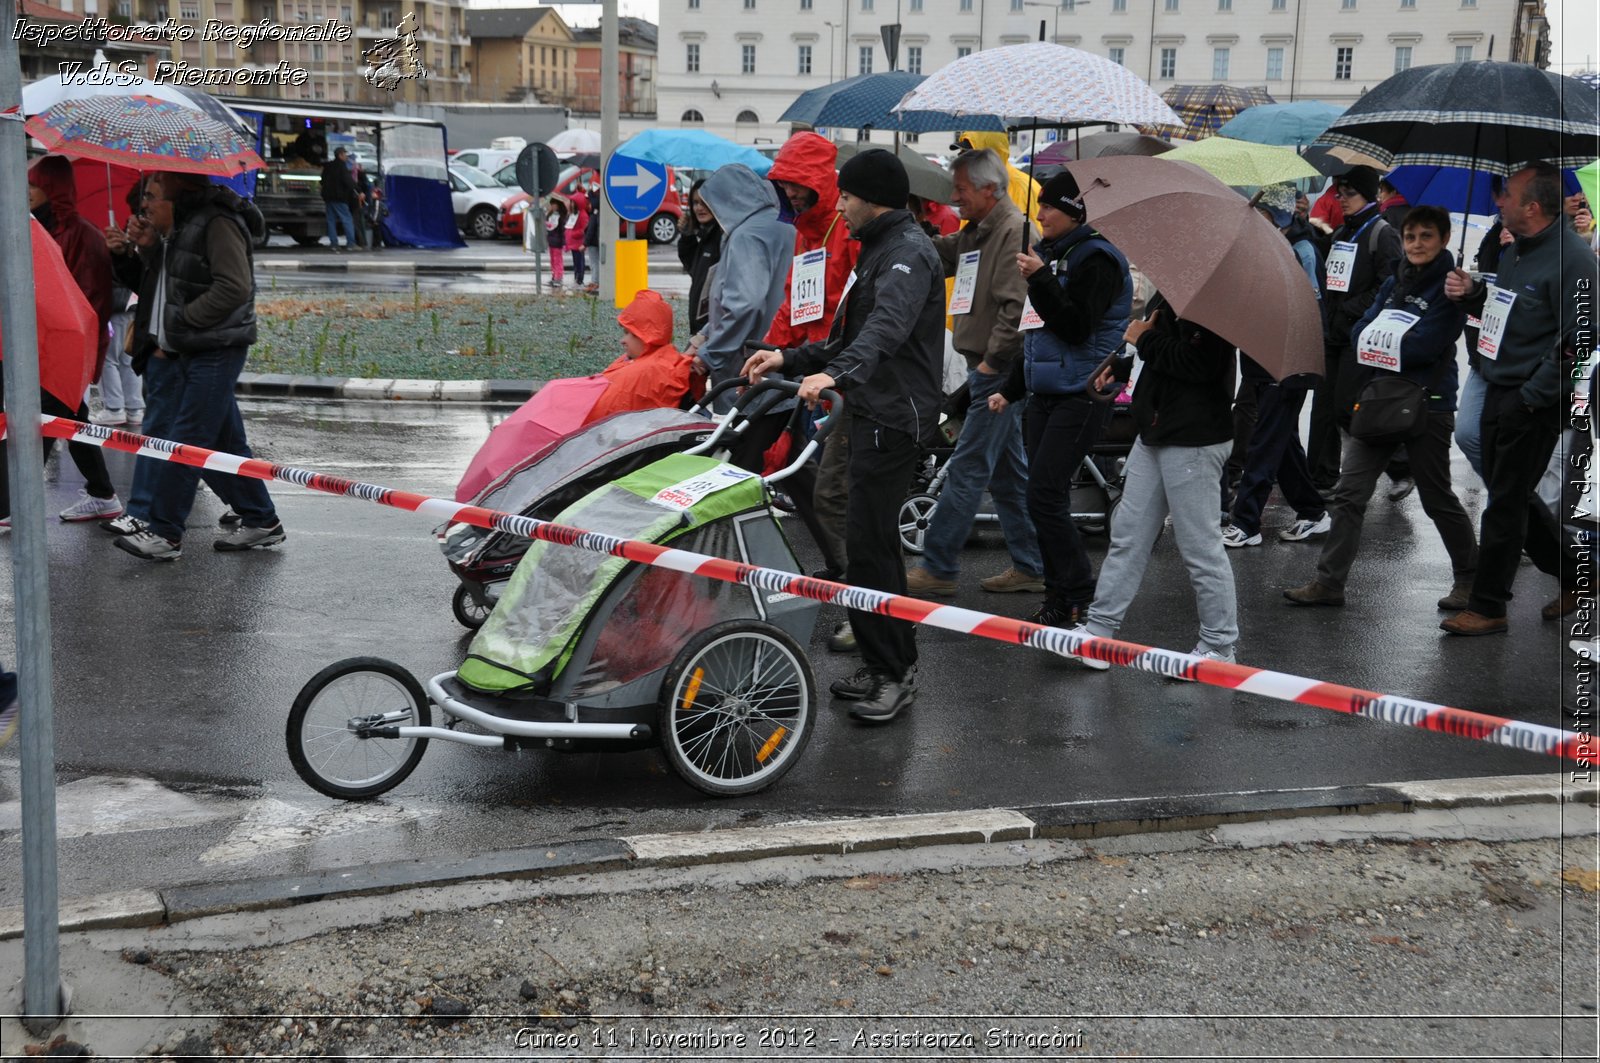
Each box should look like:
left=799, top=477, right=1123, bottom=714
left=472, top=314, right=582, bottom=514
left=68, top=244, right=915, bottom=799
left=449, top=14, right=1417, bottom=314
left=457, top=453, right=766, bottom=694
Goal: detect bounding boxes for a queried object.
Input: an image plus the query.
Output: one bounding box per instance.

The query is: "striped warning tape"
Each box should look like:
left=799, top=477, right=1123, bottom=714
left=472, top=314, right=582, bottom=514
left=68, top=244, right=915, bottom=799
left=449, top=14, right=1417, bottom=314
left=40, top=415, right=1590, bottom=764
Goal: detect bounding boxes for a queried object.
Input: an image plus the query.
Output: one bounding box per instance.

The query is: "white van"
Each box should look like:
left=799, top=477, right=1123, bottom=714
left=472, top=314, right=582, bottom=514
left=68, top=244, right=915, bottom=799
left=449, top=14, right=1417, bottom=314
left=450, top=148, right=521, bottom=181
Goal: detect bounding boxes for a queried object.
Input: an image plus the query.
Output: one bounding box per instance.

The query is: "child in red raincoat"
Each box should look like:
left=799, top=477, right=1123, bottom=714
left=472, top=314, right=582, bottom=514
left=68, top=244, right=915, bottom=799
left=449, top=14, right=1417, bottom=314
left=584, top=289, right=701, bottom=424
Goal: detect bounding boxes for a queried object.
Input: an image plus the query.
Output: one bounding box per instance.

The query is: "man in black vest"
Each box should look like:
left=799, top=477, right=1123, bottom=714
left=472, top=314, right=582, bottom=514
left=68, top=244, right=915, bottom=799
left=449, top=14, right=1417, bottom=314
left=114, top=171, right=285, bottom=562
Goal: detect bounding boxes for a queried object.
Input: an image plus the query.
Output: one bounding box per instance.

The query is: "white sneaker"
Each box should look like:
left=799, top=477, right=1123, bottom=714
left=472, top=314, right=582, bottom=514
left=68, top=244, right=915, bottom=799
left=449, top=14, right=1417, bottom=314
left=1279, top=513, right=1332, bottom=542
left=113, top=528, right=181, bottom=561
left=59, top=491, right=123, bottom=523
left=1064, top=625, right=1111, bottom=670
left=1221, top=524, right=1263, bottom=548
left=91, top=409, right=127, bottom=427
left=1173, top=643, right=1237, bottom=682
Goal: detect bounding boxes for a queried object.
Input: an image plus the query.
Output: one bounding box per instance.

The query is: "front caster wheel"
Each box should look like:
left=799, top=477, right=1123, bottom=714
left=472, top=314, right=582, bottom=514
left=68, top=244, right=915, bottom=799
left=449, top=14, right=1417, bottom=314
left=452, top=583, right=492, bottom=629
left=287, top=657, right=431, bottom=800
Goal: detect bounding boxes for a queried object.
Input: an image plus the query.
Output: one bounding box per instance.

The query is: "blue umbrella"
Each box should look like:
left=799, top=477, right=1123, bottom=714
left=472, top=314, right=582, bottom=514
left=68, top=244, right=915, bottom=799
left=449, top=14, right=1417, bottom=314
left=1385, top=163, right=1582, bottom=216
left=616, top=129, right=774, bottom=174
left=780, top=71, right=1004, bottom=133
left=1217, top=101, right=1345, bottom=147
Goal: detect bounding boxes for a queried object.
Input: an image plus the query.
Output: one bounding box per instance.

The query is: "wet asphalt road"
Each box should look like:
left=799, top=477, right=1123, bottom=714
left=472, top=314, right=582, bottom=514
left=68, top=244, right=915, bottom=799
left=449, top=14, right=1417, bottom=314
left=0, top=397, right=1571, bottom=901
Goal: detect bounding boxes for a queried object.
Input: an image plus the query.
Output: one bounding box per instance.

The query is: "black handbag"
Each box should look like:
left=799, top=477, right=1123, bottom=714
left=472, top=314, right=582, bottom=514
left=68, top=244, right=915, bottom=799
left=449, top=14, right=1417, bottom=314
left=1349, top=375, right=1429, bottom=445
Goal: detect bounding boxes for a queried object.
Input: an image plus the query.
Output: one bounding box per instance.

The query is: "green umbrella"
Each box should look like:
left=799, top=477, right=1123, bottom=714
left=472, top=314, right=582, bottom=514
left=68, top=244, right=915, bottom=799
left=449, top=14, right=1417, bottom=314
left=1578, top=160, right=1599, bottom=215
left=1158, top=136, right=1318, bottom=187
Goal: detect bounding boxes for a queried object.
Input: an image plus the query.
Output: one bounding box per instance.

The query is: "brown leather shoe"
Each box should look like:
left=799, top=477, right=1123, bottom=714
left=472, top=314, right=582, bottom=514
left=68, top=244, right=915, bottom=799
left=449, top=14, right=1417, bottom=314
left=1283, top=580, right=1344, bottom=607
left=1541, top=590, right=1586, bottom=621
left=1440, top=610, right=1508, bottom=636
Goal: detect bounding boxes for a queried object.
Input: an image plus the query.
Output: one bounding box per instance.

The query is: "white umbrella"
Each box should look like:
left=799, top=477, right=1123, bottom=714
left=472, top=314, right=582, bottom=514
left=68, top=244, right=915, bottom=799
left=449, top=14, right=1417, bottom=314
left=892, top=42, right=1181, bottom=128
left=548, top=128, right=604, bottom=154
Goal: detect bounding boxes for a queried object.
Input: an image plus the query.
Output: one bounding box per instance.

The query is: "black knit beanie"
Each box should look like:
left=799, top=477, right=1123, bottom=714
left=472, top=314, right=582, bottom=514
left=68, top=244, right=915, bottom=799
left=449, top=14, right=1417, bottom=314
left=1039, top=171, right=1087, bottom=221
left=838, top=148, right=910, bottom=210
left=1336, top=165, right=1381, bottom=204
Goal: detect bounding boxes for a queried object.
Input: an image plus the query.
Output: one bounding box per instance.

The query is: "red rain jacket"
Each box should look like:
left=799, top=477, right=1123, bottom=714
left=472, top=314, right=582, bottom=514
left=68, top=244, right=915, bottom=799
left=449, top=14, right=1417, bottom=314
left=585, top=289, right=696, bottom=423
left=762, top=132, right=860, bottom=349
left=29, top=155, right=113, bottom=380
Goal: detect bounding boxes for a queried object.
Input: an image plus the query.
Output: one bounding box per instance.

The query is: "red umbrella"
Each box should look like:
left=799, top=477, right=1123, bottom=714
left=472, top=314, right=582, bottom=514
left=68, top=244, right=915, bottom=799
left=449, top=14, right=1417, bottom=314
left=455, top=377, right=612, bottom=502
left=70, top=156, right=141, bottom=229
left=1064, top=156, right=1323, bottom=381
left=0, top=219, right=99, bottom=435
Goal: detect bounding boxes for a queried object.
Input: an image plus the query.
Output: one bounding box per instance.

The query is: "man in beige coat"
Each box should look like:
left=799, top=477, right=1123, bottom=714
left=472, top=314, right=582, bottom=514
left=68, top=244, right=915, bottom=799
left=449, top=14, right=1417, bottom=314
left=906, top=148, right=1044, bottom=597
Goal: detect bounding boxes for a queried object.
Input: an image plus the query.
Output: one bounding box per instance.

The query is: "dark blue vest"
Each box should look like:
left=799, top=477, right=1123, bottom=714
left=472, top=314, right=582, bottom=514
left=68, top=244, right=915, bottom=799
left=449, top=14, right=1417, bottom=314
left=1023, top=227, right=1132, bottom=396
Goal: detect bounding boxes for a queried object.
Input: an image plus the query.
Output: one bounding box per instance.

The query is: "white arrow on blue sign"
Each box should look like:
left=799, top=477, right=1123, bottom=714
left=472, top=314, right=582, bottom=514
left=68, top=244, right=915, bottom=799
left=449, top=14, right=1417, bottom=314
left=602, top=152, right=669, bottom=224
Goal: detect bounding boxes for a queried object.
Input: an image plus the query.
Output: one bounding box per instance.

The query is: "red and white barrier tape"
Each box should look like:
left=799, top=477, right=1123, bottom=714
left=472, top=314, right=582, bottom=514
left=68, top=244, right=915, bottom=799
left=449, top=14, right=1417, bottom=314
left=40, top=415, right=1591, bottom=764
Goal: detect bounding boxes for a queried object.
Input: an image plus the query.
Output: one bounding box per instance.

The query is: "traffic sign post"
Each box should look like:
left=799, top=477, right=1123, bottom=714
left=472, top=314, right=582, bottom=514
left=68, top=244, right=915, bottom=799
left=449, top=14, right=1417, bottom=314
left=602, top=151, right=667, bottom=307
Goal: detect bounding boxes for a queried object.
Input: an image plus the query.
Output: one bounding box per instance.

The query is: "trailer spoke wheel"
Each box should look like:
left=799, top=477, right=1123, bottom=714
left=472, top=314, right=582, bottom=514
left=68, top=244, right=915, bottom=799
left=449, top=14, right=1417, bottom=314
left=287, top=657, right=431, bottom=800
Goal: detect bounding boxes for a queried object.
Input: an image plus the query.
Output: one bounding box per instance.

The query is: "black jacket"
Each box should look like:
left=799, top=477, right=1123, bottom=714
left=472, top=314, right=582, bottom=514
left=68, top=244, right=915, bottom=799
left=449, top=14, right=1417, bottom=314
left=1114, top=293, right=1235, bottom=447
left=1324, top=202, right=1401, bottom=347
left=320, top=157, right=359, bottom=205
left=784, top=208, right=945, bottom=439
left=127, top=186, right=261, bottom=359
left=677, top=222, right=722, bottom=336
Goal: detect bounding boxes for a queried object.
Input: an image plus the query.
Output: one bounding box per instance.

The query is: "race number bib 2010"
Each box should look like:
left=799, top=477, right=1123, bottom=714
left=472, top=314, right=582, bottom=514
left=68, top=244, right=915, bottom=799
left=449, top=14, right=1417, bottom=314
left=789, top=249, right=827, bottom=326
left=1476, top=284, right=1517, bottom=361
left=1356, top=309, right=1419, bottom=371
left=1324, top=240, right=1357, bottom=293
left=948, top=250, right=981, bottom=315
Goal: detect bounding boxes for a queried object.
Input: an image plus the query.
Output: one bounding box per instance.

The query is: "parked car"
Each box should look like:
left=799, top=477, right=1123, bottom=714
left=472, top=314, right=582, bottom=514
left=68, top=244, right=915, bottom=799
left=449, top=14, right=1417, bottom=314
left=497, top=162, right=683, bottom=244
left=384, top=157, right=518, bottom=240
left=451, top=148, right=522, bottom=179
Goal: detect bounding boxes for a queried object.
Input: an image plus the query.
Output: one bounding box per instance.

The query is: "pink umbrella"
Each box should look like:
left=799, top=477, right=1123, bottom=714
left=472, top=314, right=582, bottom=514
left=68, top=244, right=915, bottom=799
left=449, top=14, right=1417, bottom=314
left=455, top=376, right=611, bottom=502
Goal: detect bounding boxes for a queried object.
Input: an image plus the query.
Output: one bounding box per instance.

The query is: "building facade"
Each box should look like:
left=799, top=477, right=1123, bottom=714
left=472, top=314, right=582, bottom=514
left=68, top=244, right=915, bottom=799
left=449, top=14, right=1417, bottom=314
left=571, top=17, right=658, bottom=117
left=467, top=6, right=579, bottom=105
left=657, top=0, right=1552, bottom=145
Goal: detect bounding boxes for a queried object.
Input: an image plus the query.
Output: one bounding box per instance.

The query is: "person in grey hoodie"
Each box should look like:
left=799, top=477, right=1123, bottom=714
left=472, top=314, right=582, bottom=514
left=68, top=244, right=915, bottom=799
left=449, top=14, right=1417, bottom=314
left=694, top=164, right=793, bottom=418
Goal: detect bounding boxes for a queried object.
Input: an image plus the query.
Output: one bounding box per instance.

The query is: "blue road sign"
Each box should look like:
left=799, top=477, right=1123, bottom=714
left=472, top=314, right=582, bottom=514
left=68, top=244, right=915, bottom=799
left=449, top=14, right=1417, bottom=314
left=603, top=152, right=669, bottom=224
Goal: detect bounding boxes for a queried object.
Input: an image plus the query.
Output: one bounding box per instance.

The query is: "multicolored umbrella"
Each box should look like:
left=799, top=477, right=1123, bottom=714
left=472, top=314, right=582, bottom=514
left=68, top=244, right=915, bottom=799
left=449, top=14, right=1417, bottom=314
left=1152, top=85, right=1276, bottom=142
left=1217, top=101, right=1345, bottom=148
left=1159, top=136, right=1318, bottom=187
left=22, top=62, right=252, bottom=136
left=893, top=43, right=1180, bottom=128
left=26, top=94, right=263, bottom=176
left=781, top=71, right=1003, bottom=133
left=1579, top=160, right=1599, bottom=218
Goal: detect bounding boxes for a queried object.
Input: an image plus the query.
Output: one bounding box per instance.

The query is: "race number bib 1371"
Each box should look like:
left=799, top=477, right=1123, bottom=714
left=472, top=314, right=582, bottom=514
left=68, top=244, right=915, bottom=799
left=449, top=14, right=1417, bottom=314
left=1356, top=309, right=1419, bottom=371
left=789, top=248, right=826, bottom=326
left=1476, top=284, right=1517, bottom=361
left=1324, top=240, right=1357, bottom=293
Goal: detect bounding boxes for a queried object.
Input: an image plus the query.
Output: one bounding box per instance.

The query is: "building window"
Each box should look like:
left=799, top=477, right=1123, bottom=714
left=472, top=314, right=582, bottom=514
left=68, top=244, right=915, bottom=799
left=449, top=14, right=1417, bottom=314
left=863, top=0, right=874, bottom=9
left=1455, top=43, right=1474, bottom=62
left=1393, top=45, right=1412, bottom=72
left=956, top=45, right=972, bottom=58
left=1212, top=47, right=1229, bottom=79
left=1010, top=0, right=1022, bottom=10
left=686, top=43, right=700, bottom=72
left=910, top=0, right=922, bottom=10
left=682, top=109, right=704, bottom=122
left=1400, top=0, right=1415, bottom=6
left=1159, top=47, right=1176, bottom=78
left=1334, top=46, right=1353, bottom=79
left=1341, top=0, right=1355, bottom=8
left=1217, top=0, right=1230, bottom=9
left=1271, top=0, right=1285, bottom=8
left=801, top=0, right=811, bottom=7
left=689, top=0, right=700, bottom=7
left=179, top=0, right=198, bottom=16
left=742, top=43, right=756, bottom=73
left=1266, top=46, right=1284, bottom=79
left=1108, top=46, right=1125, bottom=65
left=907, top=45, right=922, bottom=74
left=1113, top=0, right=1127, bottom=10
left=743, top=0, right=755, bottom=8
left=1461, top=0, right=1476, bottom=6
left=959, top=0, right=972, bottom=11
left=797, top=44, right=812, bottom=74
left=858, top=45, right=873, bottom=75
left=737, top=109, right=759, bottom=123
left=1164, top=0, right=1178, bottom=11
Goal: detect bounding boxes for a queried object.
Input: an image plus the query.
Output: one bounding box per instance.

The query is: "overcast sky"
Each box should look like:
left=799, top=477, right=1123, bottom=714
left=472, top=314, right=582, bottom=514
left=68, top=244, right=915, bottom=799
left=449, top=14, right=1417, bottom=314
left=470, top=0, right=1596, bottom=73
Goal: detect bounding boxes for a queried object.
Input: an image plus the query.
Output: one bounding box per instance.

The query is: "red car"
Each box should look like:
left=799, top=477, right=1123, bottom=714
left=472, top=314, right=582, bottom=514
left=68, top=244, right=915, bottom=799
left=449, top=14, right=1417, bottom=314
left=497, top=163, right=684, bottom=244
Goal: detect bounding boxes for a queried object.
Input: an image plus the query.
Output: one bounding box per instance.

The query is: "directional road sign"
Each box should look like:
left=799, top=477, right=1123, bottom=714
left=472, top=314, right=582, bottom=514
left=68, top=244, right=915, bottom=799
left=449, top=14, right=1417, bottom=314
left=603, top=152, right=669, bottom=224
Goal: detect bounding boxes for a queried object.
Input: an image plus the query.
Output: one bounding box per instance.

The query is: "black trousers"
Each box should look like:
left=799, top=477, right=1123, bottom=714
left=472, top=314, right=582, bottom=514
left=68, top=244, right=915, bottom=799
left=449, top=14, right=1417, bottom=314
left=845, top=418, right=920, bottom=681
left=1469, top=383, right=1567, bottom=618
left=0, top=385, right=116, bottom=520
left=1023, top=393, right=1110, bottom=609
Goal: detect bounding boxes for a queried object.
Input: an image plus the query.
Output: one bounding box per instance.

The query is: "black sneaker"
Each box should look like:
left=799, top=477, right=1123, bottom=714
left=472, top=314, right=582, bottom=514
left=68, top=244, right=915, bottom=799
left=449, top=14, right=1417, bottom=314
left=849, top=672, right=916, bottom=724
left=1027, top=601, right=1086, bottom=628
left=829, top=665, right=875, bottom=701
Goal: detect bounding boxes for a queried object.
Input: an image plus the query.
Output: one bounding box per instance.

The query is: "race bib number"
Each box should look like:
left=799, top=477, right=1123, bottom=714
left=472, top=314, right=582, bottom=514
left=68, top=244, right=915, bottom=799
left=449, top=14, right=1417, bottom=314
left=948, top=250, right=981, bottom=315
left=1476, top=284, right=1517, bottom=361
left=1019, top=296, right=1044, bottom=331
left=1465, top=273, right=1493, bottom=331
left=789, top=248, right=826, bottom=326
left=1324, top=240, right=1357, bottom=293
left=1356, top=309, right=1419, bottom=371
left=649, top=464, right=757, bottom=511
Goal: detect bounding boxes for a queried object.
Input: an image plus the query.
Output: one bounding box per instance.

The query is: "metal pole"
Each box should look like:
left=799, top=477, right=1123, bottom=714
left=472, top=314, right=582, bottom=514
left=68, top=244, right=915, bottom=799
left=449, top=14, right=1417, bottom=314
left=598, top=0, right=619, bottom=303
left=0, top=0, right=66, bottom=1036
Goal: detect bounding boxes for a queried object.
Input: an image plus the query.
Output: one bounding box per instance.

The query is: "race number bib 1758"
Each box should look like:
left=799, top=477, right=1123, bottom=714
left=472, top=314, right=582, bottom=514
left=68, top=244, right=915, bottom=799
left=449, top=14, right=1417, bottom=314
left=1324, top=240, right=1357, bottom=293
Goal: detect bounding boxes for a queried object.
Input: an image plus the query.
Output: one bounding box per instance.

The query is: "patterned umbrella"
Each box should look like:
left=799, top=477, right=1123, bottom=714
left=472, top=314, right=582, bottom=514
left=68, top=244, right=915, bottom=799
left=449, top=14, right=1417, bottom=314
left=782, top=71, right=1003, bottom=133
left=25, top=94, right=263, bottom=176
left=834, top=141, right=952, bottom=202
left=1217, top=100, right=1345, bottom=147
left=1158, top=136, right=1318, bottom=187
left=892, top=43, right=1180, bottom=128
left=1319, top=61, right=1600, bottom=174
left=1152, top=85, right=1276, bottom=142
left=22, top=66, right=252, bottom=136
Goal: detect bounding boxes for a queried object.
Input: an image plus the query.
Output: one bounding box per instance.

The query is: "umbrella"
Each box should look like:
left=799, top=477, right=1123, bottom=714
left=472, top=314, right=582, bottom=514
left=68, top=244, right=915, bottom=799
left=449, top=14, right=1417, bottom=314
left=893, top=43, right=1181, bottom=129
left=833, top=141, right=952, bottom=203
left=1034, top=132, right=1172, bottom=165
left=1384, top=164, right=1585, bottom=218
left=21, top=58, right=252, bottom=136
left=1063, top=156, right=1323, bottom=381
left=548, top=128, right=603, bottom=155
left=0, top=219, right=99, bottom=432
left=1217, top=101, right=1345, bottom=148
left=455, top=377, right=612, bottom=502
left=1158, top=136, right=1318, bottom=187
left=1579, top=160, right=1599, bottom=216
left=781, top=71, right=1003, bottom=134
left=617, top=129, right=773, bottom=174
left=1152, top=84, right=1275, bottom=142
left=26, top=95, right=263, bottom=176
left=1318, top=61, right=1600, bottom=174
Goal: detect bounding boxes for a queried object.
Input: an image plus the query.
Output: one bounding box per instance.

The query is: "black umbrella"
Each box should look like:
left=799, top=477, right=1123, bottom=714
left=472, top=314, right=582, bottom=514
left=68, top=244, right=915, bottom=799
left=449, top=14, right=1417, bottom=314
left=1318, top=60, right=1600, bottom=175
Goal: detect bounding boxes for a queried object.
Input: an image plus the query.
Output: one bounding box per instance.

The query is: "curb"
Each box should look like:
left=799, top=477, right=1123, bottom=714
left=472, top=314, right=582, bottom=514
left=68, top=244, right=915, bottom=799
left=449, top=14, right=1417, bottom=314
left=2, top=775, right=1590, bottom=940
left=237, top=372, right=538, bottom=403
left=258, top=258, right=543, bottom=274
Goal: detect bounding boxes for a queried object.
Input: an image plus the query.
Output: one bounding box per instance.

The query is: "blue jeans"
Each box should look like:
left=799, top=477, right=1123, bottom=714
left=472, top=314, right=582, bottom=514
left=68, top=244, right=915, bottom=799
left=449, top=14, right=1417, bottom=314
left=1455, top=366, right=1487, bottom=484
left=921, top=368, right=1042, bottom=579
left=145, top=348, right=278, bottom=542
left=324, top=201, right=356, bottom=248
left=126, top=353, right=181, bottom=520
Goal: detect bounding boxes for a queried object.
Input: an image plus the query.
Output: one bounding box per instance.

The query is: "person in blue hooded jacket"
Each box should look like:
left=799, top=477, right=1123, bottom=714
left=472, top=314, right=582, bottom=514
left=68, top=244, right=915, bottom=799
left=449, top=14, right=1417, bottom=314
left=1284, top=205, right=1478, bottom=611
